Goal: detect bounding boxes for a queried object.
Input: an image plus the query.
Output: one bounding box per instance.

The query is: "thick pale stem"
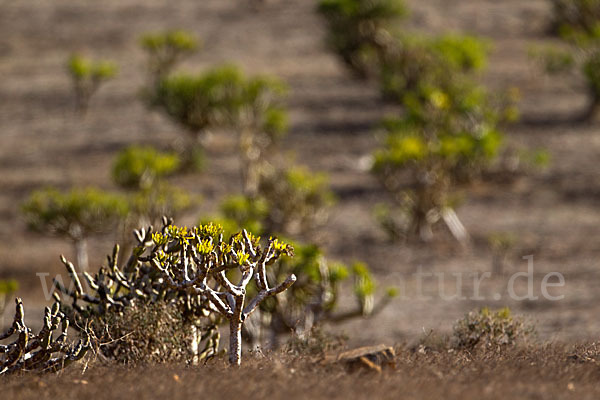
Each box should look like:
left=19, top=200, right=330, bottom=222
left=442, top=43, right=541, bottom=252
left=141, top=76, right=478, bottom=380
left=239, top=127, right=261, bottom=197
left=190, top=324, right=199, bottom=365
left=229, top=317, right=242, bottom=366
left=74, top=238, right=89, bottom=272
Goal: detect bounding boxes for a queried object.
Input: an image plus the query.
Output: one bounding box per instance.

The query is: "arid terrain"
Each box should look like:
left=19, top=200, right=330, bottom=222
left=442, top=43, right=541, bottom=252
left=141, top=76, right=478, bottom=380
left=3, top=344, right=600, bottom=400
left=1, top=0, right=600, bottom=388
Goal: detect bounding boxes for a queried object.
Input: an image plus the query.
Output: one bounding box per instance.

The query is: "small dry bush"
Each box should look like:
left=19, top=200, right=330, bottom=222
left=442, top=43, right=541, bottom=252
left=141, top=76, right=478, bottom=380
left=285, top=326, right=348, bottom=356
left=451, top=307, right=534, bottom=351
left=88, top=302, right=193, bottom=364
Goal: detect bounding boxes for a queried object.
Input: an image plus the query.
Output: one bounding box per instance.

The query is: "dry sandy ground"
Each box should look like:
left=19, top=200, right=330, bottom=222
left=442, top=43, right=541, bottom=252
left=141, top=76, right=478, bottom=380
left=1, top=0, right=600, bottom=347
left=3, top=344, right=600, bottom=400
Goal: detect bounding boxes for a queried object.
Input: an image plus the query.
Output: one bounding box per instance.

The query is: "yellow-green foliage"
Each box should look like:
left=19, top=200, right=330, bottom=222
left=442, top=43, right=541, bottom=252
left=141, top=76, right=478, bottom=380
left=140, top=30, right=200, bottom=83
left=318, top=0, right=408, bottom=77
left=0, top=279, right=18, bottom=295
left=539, top=0, right=600, bottom=116
left=551, top=0, right=600, bottom=39
left=257, top=166, right=336, bottom=236
left=152, top=65, right=245, bottom=134
left=21, top=187, right=129, bottom=239
left=0, top=279, right=18, bottom=317
left=112, top=145, right=181, bottom=190
left=234, top=75, right=288, bottom=133
left=217, top=195, right=270, bottom=236
left=68, top=54, right=117, bottom=81
left=209, top=166, right=335, bottom=238
left=129, top=182, right=193, bottom=224
left=67, top=54, right=117, bottom=114
left=245, top=240, right=394, bottom=340
left=153, top=65, right=288, bottom=138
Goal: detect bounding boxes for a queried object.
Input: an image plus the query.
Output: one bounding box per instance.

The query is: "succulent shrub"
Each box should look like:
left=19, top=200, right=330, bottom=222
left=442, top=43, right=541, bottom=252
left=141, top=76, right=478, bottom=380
left=112, top=145, right=191, bottom=227
left=536, top=0, right=600, bottom=119
left=151, top=64, right=289, bottom=181
left=451, top=307, right=534, bottom=350
left=241, top=242, right=396, bottom=348
left=52, top=221, right=219, bottom=365
left=0, top=279, right=18, bottom=319
left=21, top=187, right=129, bottom=271
left=54, top=219, right=296, bottom=366
left=112, top=145, right=180, bottom=190
left=1, top=298, right=90, bottom=375
left=205, top=165, right=335, bottom=241
left=321, top=0, right=512, bottom=242
left=67, top=54, right=117, bottom=115
left=140, top=30, right=200, bottom=88
left=201, top=208, right=396, bottom=348
left=224, top=74, right=289, bottom=196
left=317, top=0, right=408, bottom=78
left=371, top=78, right=505, bottom=242
left=550, top=0, right=600, bottom=38
left=255, top=166, right=336, bottom=237
left=487, top=232, right=517, bottom=274
left=149, top=65, right=244, bottom=170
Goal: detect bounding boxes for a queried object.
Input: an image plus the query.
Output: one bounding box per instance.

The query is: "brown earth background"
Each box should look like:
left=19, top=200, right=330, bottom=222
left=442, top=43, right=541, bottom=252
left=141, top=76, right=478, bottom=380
left=1, top=0, right=600, bottom=349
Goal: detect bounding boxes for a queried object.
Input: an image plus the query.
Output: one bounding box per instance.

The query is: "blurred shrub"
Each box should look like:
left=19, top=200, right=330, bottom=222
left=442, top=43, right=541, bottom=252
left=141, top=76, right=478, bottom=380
left=67, top=53, right=117, bottom=115
left=537, top=0, right=600, bottom=119
left=111, top=145, right=194, bottom=227
left=321, top=0, right=515, bottom=242
left=112, top=145, right=180, bottom=190
left=128, top=182, right=194, bottom=226
left=149, top=65, right=243, bottom=170
left=227, top=75, right=289, bottom=195
left=140, top=30, right=200, bottom=85
left=371, top=78, right=505, bottom=242
left=152, top=65, right=243, bottom=134
left=151, top=65, right=288, bottom=178
left=243, top=241, right=396, bottom=347
left=256, top=166, right=336, bottom=236
left=487, top=232, right=518, bottom=274
left=204, top=166, right=335, bottom=239
left=21, top=187, right=129, bottom=238
left=21, top=187, right=129, bottom=270
left=318, top=0, right=408, bottom=78
left=550, top=0, right=600, bottom=38
left=452, top=307, right=534, bottom=350
left=0, top=279, right=18, bottom=318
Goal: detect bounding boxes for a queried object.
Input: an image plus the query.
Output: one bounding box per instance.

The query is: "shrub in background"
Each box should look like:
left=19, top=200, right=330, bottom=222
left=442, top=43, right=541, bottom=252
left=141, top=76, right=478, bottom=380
left=67, top=54, right=117, bottom=116
left=550, top=0, right=600, bottom=38
left=241, top=242, right=397, bottom=348
left=321, top=0, right=516, bottom=243
left=112, top=145, right=180, bottom=190
left=21, top=187, right=129, bottom=271
left=140, top=30, right=200, bottom=88
left=253, top=166, right=336, bottom=237
left=223, top=74, right=289, bottom=196
left=112, top=145, right=192, bottom=227
left=149, top=65, right=244, bottom=170
left=535, top=0, right=600, bottom=119
left=0, top=279, right=18, bottom=320
left=317, top=0, right=408, bottom=78
left=202, top=206, right=396, bottom=348
left=451, top=307, right=534, bottom=350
